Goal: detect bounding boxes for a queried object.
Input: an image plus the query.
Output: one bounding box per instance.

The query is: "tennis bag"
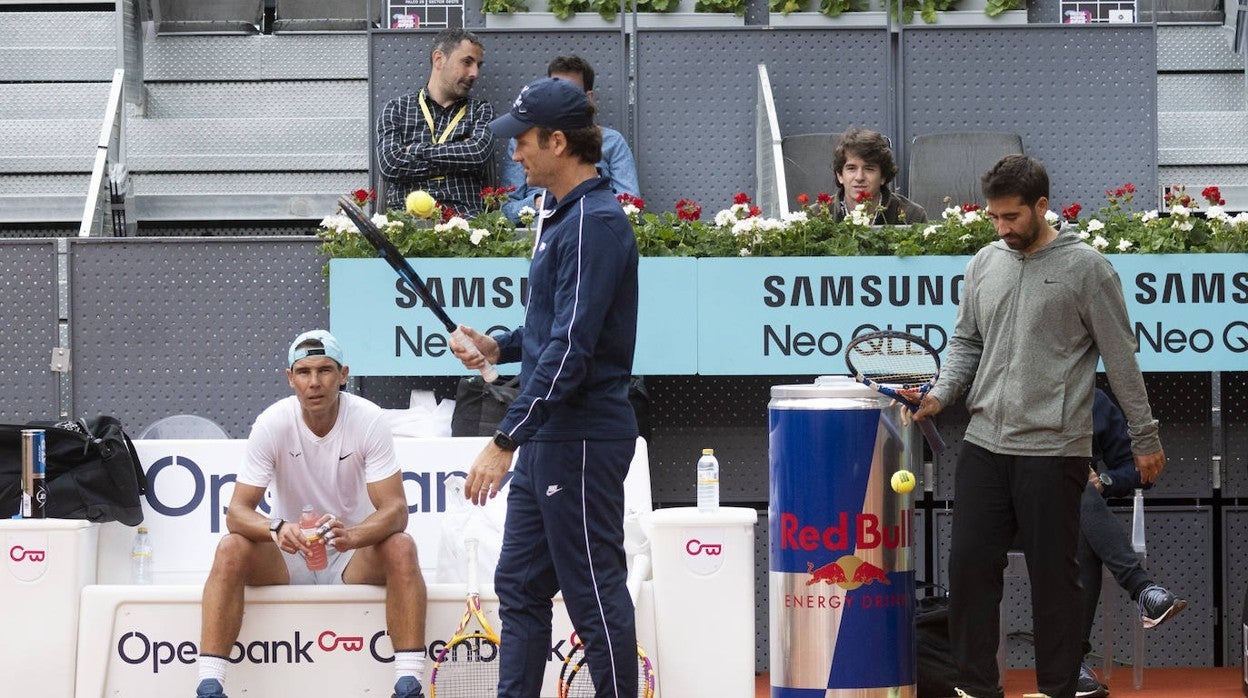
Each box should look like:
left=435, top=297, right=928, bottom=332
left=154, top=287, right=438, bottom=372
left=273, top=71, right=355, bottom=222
left=0, top=415, right=147, bottom=525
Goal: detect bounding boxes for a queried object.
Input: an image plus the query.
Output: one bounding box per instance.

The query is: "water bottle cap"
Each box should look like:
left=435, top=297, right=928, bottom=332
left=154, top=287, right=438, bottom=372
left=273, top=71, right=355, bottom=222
left=302, top=504, right=314, bottom=511
left=137, top=526, right=148, bottom=533
left=702, top=448, right=714, bottom=455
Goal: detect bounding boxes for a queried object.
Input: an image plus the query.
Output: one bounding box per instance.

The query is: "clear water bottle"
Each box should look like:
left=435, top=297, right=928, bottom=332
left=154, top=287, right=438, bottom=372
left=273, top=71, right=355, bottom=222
left=697, top=448, right=720, bottom=512
left=301, top=504, right=328, bottom=571
left=130, top=526, right=153, bottom=584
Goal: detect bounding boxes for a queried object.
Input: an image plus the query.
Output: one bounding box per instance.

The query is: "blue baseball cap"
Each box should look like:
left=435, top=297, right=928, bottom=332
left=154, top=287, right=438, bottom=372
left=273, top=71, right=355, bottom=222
left=489, top=77, right=593, bottom=139
left=288, top=330, right=344, bottom=368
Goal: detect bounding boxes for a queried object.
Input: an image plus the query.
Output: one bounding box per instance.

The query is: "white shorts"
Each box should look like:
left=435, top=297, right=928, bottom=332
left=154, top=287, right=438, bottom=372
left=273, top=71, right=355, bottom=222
left=282, top=546, right=356, bottom=585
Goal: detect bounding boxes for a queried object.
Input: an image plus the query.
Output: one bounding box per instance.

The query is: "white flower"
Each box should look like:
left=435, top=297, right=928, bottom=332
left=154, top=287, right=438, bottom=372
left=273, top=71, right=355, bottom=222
left=1174, top=220, right=1194, bottom=232
left=1044, top=210, right=1059, bottom=224
left=738, top=247, right=752, bottom=256
left=518, top=206, right=537, bottom=226
left=730, top=203, right=751, bottom=217
left=1232, top=212, right=1248, bottom=226
left=848, top=203, right=875, bottom=226
left=1077, top=230, right=1090, bottom=240
left=714, top=209, right=737, bottom=227
left=469, top=228, right=491, bottom=245
left=371, top=213, right=390, bottom=229
left=1086, top=219, right=1105, bottom=232
left=1116, top=238, right=1133, bottom=252
left=942, top=207, right=962, bottom=221
left=1170, top=204, right=1190, bottom=218
left=1140, top=210, right=1159, bottom=223
left=622, top=204, right=640, bottom=217
left=435, top=216, right=470, bottom=233
left=1091, top=235, right=1109, bottom=250
left=923, top=225, right=939, bottom=238
left=960, top=210, right=981, bottom=225
left=1206, top=205, right=1228, bottom=221
left=781, top=211, right=808, bottom=224
left=958, top=233, right=972, bottom=242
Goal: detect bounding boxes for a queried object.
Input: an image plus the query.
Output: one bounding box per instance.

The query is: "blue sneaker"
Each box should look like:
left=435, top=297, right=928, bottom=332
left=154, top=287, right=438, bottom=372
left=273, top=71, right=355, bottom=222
left=392, top=676, right=426, bottom=698
left=195, top=679, right=228, bottom=698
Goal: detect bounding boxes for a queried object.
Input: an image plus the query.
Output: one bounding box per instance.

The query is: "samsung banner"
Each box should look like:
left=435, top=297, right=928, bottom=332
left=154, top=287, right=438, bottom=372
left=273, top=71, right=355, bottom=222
left=330, top=255, right=1248, bottom=375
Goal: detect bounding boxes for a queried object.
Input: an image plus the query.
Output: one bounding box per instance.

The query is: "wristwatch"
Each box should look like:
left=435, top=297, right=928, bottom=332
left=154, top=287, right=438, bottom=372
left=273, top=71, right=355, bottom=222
left=1097, top=473, right=1114, bottom=491
left=492, top=429, right=517, bottom=452
left=269, top=518, right=286, bottom=544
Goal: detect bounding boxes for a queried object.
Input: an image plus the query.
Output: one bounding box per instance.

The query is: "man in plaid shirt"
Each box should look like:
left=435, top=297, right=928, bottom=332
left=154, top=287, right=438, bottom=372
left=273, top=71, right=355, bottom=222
left=376, top=28, right=495, bottom=217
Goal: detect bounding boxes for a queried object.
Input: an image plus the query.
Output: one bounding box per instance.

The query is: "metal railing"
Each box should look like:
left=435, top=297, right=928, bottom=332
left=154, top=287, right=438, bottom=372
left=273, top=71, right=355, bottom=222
left=79, top=68, right=126, bottom=237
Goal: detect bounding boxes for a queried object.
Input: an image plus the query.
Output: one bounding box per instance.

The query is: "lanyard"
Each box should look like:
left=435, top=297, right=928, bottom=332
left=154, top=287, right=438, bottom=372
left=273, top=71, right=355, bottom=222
left=418, top=90, right=468, bottom=145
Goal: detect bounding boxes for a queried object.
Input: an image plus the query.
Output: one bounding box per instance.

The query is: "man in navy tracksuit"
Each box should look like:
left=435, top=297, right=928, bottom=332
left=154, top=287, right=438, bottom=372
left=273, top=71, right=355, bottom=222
left=452, top=77, right=639, bottom=698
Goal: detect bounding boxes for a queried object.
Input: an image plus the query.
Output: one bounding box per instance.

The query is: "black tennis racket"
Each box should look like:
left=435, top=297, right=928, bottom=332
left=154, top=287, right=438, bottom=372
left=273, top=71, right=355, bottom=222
left=844, top=330, right=947, bottom=454
left=337, top=196, right=499, bottom=382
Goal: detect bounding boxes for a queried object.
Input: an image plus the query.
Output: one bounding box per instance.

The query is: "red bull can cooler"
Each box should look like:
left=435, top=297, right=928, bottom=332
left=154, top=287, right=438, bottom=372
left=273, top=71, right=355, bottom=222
left=769, top=376, right=918, bottom=697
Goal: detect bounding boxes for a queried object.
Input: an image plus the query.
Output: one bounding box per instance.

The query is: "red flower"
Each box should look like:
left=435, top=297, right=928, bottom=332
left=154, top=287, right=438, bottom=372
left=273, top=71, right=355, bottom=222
left=440, top=206, right=456, bottom=223
left=748, top=205, right=761, bottom=218
left=854, top=190, right=872, bottom=204
left=617, top=193, right=645, bottom=210
left=1201, top=186, right=1224, bottom=206
left=733, top=192, right=750, bottom=205
left=961, top=203, right=981, bottom=213
left=352, top=188, right=376, bottom=206
left=675, top=198, right=702, bottom=221
left=1124, top=183, right=1135, bottom=193
left=1061, top=203, right=1082, bottom=221
left=796, top=193, right=810, bottom=206
left=816, top=192, right=834, bottom=206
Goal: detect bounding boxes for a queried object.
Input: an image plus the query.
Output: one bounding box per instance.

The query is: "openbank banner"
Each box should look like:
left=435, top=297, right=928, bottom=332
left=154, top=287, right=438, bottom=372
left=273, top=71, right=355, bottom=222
left=329, top=257, right=699, bottom=376
left=331, top=255, right=1248, bottom=375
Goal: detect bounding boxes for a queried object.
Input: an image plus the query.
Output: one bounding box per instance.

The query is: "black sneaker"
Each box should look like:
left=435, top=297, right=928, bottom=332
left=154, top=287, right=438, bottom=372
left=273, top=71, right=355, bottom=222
left=1138, top=584, right=1188, bottom=629
left=391, top=676, right=426, bottom=698
left=1075, top=662, right=1109, bottom=698
left=195, top=679, right=228, bottom=698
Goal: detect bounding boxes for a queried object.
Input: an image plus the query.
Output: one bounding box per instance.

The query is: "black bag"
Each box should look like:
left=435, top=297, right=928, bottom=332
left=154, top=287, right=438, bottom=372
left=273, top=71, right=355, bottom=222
left=916, top=588, right=960, bottom=698
left=451, top=376, right=521, bottom=437
left=450, top=375, right=654, bottom=441
left=0, top=415, right=148, bottom=525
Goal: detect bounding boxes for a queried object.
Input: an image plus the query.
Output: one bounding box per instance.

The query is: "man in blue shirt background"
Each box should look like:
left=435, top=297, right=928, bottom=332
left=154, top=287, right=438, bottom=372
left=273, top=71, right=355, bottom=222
left=500, top=55, right=640, bottom=224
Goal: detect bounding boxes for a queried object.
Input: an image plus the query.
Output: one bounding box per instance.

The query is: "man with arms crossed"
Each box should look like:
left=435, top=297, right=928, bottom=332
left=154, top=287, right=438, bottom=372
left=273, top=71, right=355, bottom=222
left=195, top=330, right=428, bottom=698
left=451, top=77, right=640, bottom=698
left=912, top=155, right=1165, bottom=698
left=376, top=28, right=493, bottom=216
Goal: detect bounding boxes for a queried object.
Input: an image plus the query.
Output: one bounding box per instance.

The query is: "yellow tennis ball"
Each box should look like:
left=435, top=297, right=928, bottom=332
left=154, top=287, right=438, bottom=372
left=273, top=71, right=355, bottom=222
left=406, top=190, right=437, bottom=219
left=890, top=469, right=916, bottom=494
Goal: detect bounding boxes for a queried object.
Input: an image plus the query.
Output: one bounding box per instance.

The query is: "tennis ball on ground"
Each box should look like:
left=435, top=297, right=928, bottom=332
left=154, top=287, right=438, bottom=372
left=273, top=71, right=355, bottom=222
left=406, top=190, right=437, bottom=219
left=890, top=469, right=916, bottom=494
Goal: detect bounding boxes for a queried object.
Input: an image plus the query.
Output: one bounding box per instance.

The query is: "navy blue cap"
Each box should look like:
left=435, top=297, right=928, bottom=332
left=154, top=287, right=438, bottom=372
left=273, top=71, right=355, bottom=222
left=489, top=77, right=593, bottom=139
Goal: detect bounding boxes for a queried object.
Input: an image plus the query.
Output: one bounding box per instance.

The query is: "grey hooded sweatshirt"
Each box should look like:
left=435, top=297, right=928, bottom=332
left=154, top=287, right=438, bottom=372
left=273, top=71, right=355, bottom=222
left=929, top=229, right=1162, bottom=458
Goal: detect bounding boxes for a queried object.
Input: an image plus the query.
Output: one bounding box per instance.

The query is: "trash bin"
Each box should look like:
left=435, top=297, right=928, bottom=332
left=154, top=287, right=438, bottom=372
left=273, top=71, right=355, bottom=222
left=769, top=376, right=918, bottom=697
left=647, top=506, right=758, bottom=698
left=1, top=518, right=99, bottom=697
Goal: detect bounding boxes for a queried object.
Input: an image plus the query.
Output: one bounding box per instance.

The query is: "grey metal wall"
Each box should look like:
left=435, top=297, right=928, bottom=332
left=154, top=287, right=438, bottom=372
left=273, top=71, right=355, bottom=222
left=0, top=241, right=60, bottom=423
left=636, top=27, right=892, bottom=211
left=901, top=24, right=1158, bottom=210
left=68, top=238, right=328, bottom=437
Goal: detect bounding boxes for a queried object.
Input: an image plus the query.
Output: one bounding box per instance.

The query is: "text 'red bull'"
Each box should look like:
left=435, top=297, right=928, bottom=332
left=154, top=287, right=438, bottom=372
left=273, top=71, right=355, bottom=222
left=779, top=511, right=911, bottom=551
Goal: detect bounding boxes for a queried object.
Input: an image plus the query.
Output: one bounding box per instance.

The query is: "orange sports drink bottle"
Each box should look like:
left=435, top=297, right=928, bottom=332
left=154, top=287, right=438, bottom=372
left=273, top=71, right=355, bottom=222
left=300, top=505, right=328, bottom=571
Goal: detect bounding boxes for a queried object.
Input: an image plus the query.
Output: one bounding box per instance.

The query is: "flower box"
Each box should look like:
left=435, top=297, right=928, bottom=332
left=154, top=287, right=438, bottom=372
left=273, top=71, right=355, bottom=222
left=483, top=0, right=746, bottom=28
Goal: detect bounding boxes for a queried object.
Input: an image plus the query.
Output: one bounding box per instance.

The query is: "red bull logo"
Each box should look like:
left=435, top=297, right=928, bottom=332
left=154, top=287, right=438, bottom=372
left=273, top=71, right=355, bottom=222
left=806, top=554, right=890, bottom=590
left=779, top=511, right=910, bottom=552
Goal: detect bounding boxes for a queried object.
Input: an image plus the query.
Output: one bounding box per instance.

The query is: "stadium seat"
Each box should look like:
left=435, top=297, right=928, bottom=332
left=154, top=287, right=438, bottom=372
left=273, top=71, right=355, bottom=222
left=780, top=132, right=842, bottom=213
left=907, top=132, right=1023, bottom=217
left=137, top=415, right=231, bottom=440
left=156, top=0, right=264, bottom=35
left=273, top=0, right=380, bottom=33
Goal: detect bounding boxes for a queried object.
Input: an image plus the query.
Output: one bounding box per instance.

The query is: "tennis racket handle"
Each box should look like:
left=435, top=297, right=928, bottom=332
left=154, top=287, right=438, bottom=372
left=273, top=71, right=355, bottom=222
left=452, top=328, right=499, bottom=383
left=918, top=418, right=947, bottom=455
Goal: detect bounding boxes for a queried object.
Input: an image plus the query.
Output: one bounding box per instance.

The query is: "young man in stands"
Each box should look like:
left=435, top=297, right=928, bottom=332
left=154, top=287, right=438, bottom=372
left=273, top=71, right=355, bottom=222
left=376, top=28, right=494, bottom=217
left=831, top=127, right=926, bottom=224
left=500, top=54, right=640, bottom=224
left=194, top=330, right=428, bottom=698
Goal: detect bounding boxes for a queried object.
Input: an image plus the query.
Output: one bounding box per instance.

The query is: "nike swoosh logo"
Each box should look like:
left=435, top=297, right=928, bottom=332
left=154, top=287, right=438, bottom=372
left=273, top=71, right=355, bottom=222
left=289, top=451, right=301, bottom=458
left=338, top=453, right=354, bottom=461
left=545, top=485, right=563, bottom=497
left=1044, top=279, right=1059, bottom=284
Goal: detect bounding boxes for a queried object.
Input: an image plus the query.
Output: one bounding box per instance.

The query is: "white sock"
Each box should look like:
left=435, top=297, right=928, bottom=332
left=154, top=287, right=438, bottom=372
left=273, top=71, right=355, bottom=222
left=394, top=649, right=427, bottom=681
left=197, top=653, right=228, bottom=684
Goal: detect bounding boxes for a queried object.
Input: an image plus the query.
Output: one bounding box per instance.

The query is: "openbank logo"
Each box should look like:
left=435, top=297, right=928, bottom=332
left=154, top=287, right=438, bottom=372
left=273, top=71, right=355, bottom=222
left=9, top=545, right=46, bottom=562
left=142, top=452, right=478, bottom=532
left=5, top=532, right=49, bottom=583
left=116, top=630, right=397, bottom=673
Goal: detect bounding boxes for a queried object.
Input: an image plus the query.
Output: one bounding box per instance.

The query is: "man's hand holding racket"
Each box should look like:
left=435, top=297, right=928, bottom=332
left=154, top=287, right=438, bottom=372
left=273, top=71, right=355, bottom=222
left=449, top=325, right=500, bottom=372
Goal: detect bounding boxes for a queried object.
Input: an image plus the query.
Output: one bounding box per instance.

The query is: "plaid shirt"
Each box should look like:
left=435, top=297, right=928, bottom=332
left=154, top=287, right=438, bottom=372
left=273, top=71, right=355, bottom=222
left=376, top=90, right=495, bottom=216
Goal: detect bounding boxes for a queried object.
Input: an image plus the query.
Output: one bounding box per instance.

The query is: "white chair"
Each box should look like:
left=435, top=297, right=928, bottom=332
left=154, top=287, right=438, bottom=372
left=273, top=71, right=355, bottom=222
left=137, top=415, right=230, bottom=440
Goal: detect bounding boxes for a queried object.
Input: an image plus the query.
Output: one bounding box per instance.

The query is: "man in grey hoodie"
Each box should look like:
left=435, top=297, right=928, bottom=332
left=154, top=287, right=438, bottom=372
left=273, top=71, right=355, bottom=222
left=912, top=155, right=1165, bottom=698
